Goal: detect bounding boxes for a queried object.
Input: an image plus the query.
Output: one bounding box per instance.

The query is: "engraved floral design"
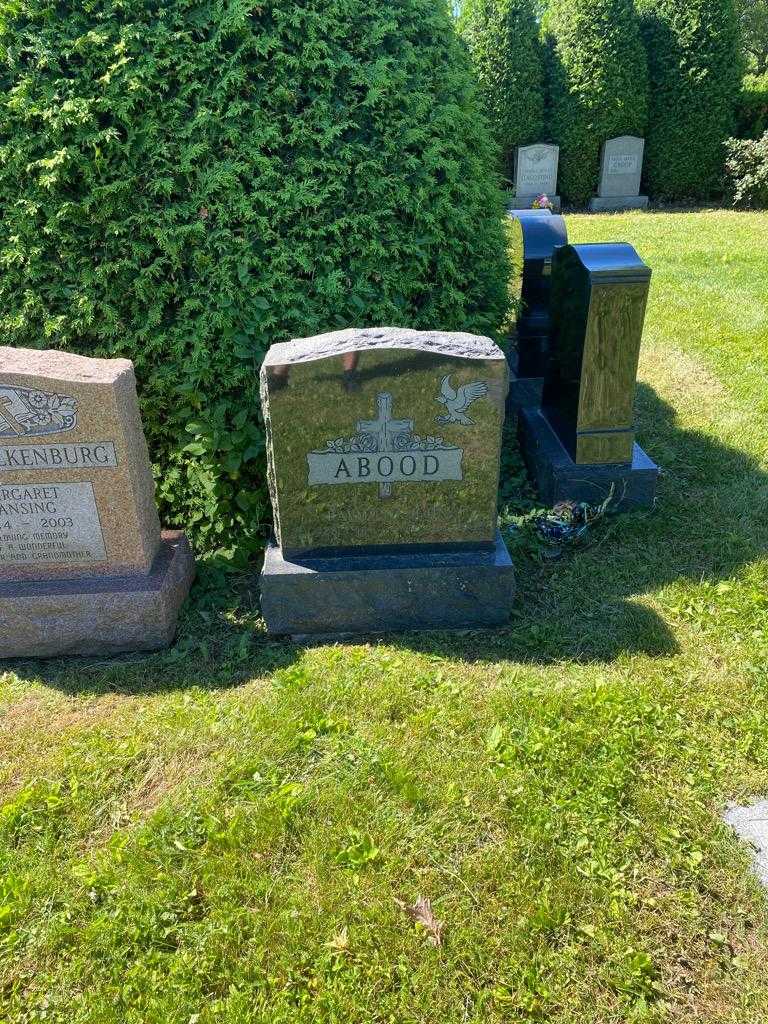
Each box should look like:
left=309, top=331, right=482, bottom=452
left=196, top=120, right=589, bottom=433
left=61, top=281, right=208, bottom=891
left=320, top=430, right=454, bottom=455
left=0, top=386, right=78, bottom=437
left=23, top=391, right=77, bottom=430
left=393, top=432, right=452, bottom=451
left=323, top=433, right=377, bottom=454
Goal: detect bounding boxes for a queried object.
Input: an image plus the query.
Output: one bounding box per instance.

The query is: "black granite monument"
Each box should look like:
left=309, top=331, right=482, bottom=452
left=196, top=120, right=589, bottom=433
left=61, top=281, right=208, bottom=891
left=507, top=209, right=568, bottom=411
left=519, top=243, right=659, bottom=510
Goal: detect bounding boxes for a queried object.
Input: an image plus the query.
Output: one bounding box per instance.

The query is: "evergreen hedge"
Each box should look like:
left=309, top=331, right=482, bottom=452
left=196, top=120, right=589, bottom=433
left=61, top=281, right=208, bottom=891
left=0, top=0, right=510, bottom=558
left=637, top=0, right=743, bottom=200
left=457, top=0, right=546, bottom=179
left=542, top=0, right=648, bottom=205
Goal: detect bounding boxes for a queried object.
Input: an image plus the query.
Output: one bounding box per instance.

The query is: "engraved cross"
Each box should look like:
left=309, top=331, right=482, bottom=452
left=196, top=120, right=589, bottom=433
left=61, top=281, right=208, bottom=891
left=0, top=396, right=24, bottom=436
left=356, top=392, right=413, bottom=498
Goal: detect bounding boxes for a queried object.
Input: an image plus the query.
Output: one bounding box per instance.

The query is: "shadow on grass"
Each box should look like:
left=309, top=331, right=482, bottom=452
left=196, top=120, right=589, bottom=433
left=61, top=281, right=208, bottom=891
left=16, top=381, right=768, bottom=694
left=396, top=381, right=768, bottom=665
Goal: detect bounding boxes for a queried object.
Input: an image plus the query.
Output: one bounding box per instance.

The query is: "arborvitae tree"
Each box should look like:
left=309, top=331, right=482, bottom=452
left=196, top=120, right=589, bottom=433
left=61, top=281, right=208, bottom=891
left=637, top=0, right=743, bottom=199
left=458, top=0, right=546, bottom=179
left=0, top=0, right=510, bottom=557
left=543, top=0, right=649, bottom=204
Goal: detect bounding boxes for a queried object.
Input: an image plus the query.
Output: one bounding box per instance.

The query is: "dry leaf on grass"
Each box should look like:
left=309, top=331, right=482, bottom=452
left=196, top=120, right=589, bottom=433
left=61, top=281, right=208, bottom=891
left=395, top=896, right=445, bottom=947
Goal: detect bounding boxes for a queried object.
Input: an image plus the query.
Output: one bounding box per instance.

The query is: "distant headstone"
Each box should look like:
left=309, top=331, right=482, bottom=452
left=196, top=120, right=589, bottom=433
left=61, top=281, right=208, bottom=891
left=509, top=145, right=561, bottom=212
left=518, top=244, right=659, bottom=510
left=260, top=328, right=515, bottom=636
left=589, top=137, right=649, bottom=212
left=507, top=210, right=569, bottom=392
left=0, top=348, right=195, bottom=657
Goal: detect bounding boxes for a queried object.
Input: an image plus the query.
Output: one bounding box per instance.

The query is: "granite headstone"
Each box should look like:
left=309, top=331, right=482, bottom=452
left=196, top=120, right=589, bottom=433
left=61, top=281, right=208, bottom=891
left=0, top=348, right=195, bottom=657
left=507, top=210, right=569, bottom=408
left=589, top=137, right=649, bottom=212
left=509, top=145, right=561, bottom=212
left=260, top=327, right=515, bottom=636
left=518, top=244, right=659, bottom=510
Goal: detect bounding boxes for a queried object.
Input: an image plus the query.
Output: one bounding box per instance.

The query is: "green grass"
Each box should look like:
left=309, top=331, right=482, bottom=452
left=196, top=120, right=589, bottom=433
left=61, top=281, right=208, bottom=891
left=1, top=209, right=768, bottom=1023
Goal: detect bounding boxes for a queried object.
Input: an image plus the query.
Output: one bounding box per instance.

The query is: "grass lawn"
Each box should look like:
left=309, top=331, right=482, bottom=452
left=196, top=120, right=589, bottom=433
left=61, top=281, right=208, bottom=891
left=2, top=209, right=768, bottom=1023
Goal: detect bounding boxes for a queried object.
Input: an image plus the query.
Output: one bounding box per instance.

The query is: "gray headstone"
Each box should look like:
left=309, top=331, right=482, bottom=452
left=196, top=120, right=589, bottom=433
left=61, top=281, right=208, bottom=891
left=597, top=136, right=645, bottom=198
left=514, top=145, right=559, bottom=199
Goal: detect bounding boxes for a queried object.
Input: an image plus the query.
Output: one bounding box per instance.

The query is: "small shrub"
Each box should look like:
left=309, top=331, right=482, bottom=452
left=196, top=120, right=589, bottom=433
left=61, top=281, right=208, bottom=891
left=724, top=132, right=768, bottom=206
left=736, top=73, right=768, bottom=138
left=0, top=0, right=510, bottom=558
left=638, top=0, right=743, bottom=200
left=458, top=0, right=546, bottom=180
left=542, top=0, right=648, bottom=205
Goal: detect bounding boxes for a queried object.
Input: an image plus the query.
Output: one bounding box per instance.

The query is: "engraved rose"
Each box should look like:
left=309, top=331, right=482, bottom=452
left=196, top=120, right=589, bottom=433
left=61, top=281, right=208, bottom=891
left=27, top=390, right=48, bottom=409
left=349, top=433, right=376, bottom=453
left=393, top=432, right=416, bottom=451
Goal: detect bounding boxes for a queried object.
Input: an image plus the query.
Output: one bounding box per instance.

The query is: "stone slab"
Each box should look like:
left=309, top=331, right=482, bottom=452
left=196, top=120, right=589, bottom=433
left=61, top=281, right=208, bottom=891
left=506, top=373, right=544, bottom=414
left=588, top=196, right=649, bottom=212
left=260, top=529, right=515, bottom=637
left=0, top=530, right=195, bottom=659
left=261, top=328, right=508, bottom=558
left=518, top=407, right=658, bottom=511
left=514, top=144, right=559, bottom=199
left=724, top=800, right=768, bottom=888
left=597, top=136, right=645, bottom=198
left=0, top=348, right=161, bottom=581
left=507, top=196, right=562, bottom=213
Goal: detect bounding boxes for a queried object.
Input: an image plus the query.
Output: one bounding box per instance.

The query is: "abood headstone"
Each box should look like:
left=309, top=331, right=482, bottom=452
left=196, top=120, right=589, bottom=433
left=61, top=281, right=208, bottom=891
left=518, top=244, right=659, bottom=510
left=0, top=348, right=195, bottom=657
left=509, top=145, right=561, bottom=212
left=589, top=137, right=649, bottom=212
left=260, top=328, right=515, bottom=636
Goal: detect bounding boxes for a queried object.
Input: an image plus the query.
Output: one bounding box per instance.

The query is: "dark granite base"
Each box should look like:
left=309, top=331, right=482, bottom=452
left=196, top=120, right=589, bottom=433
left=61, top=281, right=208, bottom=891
left=506, top=371, right=544, bottom=414
left=519, top=408, right=659, bottom=511
left=0, top=531, right=196, bottom=659
left=260, top=531, right=515, bottom=637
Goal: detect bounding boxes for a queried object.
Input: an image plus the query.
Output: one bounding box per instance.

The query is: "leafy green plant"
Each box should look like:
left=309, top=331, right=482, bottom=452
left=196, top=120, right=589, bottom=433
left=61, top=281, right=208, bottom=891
left=457, top=0, right=546, bottom=180
left=542, top=0, right=648, bottom=205
left=637, top=0, right=743, bottom=200
left=0, top=0, right=510, bottom=557
left=736, top=72, right=768, bottom=137
left=725, top=132, right=768, bottom=206
left=334, top=829, right=380, bottom=868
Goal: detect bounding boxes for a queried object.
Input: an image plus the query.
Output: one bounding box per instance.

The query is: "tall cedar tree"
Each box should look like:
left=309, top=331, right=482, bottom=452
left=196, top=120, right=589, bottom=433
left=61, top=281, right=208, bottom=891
left=0, top=0, right=510, bottom=558
left=543, top=0, right=649, bottom=204
left=457, top=0, right=546, bottom=179
left=637, top=0, right=743, bottom=199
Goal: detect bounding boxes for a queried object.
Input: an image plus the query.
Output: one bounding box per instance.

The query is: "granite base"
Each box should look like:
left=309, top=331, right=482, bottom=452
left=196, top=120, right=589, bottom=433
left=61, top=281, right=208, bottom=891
left=508, top=195, right=562, bottom=213
left=506, top=371, right=544, bottom=414
left=260, top=532, right=515, bottom=637
left=519, top=408, right=658, bottom=511
left=0, top=531, right=196, bottom=659
left=588, top=195, right=649, bottom=212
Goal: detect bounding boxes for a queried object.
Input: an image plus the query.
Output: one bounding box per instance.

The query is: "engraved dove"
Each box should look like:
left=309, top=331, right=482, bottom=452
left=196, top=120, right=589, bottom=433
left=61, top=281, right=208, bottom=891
left=436, top=375, right=488, bottom=426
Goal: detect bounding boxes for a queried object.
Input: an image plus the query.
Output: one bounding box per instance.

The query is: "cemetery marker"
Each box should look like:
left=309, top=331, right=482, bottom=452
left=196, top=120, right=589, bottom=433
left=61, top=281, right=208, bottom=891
left=260, top=327, right=515, bottom=636
left=509, top=144, right=561, bottom=212
left=589, top=136, right=649, bottom=212
left=0, top=347, right=195, bottom=658
left=518, top=243, right=659, bottom=510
